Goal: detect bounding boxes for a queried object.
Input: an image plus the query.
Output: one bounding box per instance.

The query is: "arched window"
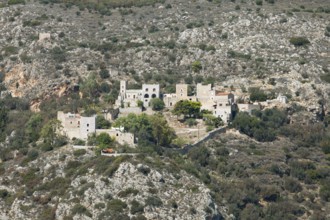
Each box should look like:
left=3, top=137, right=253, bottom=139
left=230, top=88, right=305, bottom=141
left=151, top=94, right=156, bottom=98
left=144, top=94, right=149, bottom=98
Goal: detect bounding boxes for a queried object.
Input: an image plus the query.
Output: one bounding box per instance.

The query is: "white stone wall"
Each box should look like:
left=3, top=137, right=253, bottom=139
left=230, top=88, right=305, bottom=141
left=196, top=83, right=212, bottom=99
left=142, top=84, right=160, bottom=106
left=163, top=94, right=178, bottom=107
left=176, top=84, right=188, bottom=98
left=96, top=129, right=135, bottom=147
left=237, top=103, right=260, bottom=114
left=214, top=106, right=232, bottom=123
left=79, top=116, right=96, bottom=139
left=119, top=107, right=142, bottom=116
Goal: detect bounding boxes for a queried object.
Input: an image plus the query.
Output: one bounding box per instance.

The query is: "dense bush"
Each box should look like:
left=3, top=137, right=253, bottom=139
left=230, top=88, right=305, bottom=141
left=114, top=113, right=175, bottom=147
left=50, top=47, right=66, bottom=62
left=71, top=204, right=92, bottom=217
left=8, top=0, right=25, bottom=5
left=172, top=100, right=201, bottom=118
left=145, top=196, right=163, bottom=207
left=0, top=189, right=9, bottom=198
left=188, top=146, right=210, bottom=167
left=150, top=98, right=165, bottom=111
left=191, top=61, right=202, bottom=72
left=227, top=50, right=251, bottom=60
left=107, top=199, right=127, bottom=213
left=99, top=69, right=110, bottom=79
left=232, top=108, right=287, bottom=142
left=96, top=115, right=111, bottom=129
left=27, top=149, right=39, bottom=161
left=249, top=87, right=267, bottom=102
left=319, top=181, right=330, bottom=201
left=130, top=200, right=144, bottom=214
left=185, top=118, right=197, bottom=127
left=256, top=0, right=262, bottom=5
left=289, top=37, right=310, bottom=47
left=23, top=20, right=42, bottom=27
left=118, top=188, right=139, bottom=197
left=73, top=149, right=87, bottom=157
left=284, top=177, right=302, bottom=193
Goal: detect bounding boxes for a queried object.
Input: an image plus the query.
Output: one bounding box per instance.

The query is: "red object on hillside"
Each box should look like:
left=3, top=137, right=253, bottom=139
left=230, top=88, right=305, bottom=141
left=102, top=148, right=114, bottom=154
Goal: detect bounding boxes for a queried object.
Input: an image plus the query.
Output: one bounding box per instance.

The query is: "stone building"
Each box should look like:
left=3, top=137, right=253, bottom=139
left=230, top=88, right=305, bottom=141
left=163, top=84, right=196, bottom=107
left=96, top=128, right=136, bottom=146
left=164, top=83, right=235, bottom=123
left=115, top=81, right=160, bottom=108
left=57, top=111, right=96, bottom=140
left=237, top=103, right=261, bottom=114
left=211, top=92, right=235, bottom=123
left=57, top=111, right=135, bottom=146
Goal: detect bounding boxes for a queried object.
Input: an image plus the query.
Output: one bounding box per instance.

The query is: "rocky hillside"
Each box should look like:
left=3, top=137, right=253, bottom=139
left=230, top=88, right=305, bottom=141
left=0, top=146, right=223, bottom=220
left=0, top=0, right=329, bottom=110
left=0, top=0, right=330, bottom=219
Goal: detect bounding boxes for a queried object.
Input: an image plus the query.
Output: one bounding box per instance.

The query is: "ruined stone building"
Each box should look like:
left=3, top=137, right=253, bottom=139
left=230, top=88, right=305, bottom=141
left=96, top=128, right=135, bottom=146
left=164, top=83, right=235, bottom=123
left=57, top=111, right=135, bottom=146
left=57, top=111, right=95, bottom=140
left=115, top=81, right=160, bottom=108
left=163, top=84, right=196, bottom=107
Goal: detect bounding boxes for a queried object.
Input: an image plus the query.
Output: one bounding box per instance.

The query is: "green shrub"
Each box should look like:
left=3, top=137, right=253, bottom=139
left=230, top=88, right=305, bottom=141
left=249, top=87, right=267, bottom=102
left=71, top=204, right=92, bottom=217
left=0, top=189, right=9, bottom=198
left=137, top=165, right=151, bottom=175
left=8, top=0, right=25, bottom=5
left=284, top=177, right=302, bottom=192
left=118, top=188, right=139, bottom=197
left=107, top=199, right=127, bottom=213
left=145, top=196, right=163, bottom=207
left=261, top=186, right=280, bottom=202
left=289, top=37, right=310, bottom=47
left=23, top=20, right=41, bottom=27
left=50, top=47, right=66, bottom=62
left=320, top=182, right=330, bottom=202
left=191, top=61, right=202, bottom=72
left=96, top=115, right=111, bottom=129
left=99, top=69, right=110, bottom=79
left=27, top=149, right=39, bottom=161
left=73, top=149, right=86, bottom=157
left=131, top=215, right=147, bottom=220
left=65, top=160, right=86, bottom=177
left=320, top=74, right=330, bottom=84
left=130, top=200, right=144, bottom=214
left=100, top=82, right=110, bottom=93
left=185, top=118, right=197, bottom=127
left=38, top=177, right=70, bottom=196
left=3, top=46, right=18, bottom=56
left=40, top=143, right=53, bottom=152
left=227, top=50, right=251, bottom=60
left=94, top=202, right=105, bottom=209
left=148, top=25, right=159, bottom=33
left=150, top=98, right=165, bottom=111
left=256, top=0, right=262, bottom=5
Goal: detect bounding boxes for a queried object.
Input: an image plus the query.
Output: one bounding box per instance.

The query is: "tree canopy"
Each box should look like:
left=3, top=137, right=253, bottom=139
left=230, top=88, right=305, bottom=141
left=232, top=109, right=287, bottom=142
left=172, top=100, right=201, bottom=118
left=150, top=98, right=165, bottom=111
left=113, top=113, right=175, bottom=147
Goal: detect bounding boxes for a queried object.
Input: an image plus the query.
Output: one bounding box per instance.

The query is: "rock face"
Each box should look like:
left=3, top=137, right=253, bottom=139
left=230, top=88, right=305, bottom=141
left=0, top=146, right=224, bottom=219
left=0, top=0, right=329, bottom=111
